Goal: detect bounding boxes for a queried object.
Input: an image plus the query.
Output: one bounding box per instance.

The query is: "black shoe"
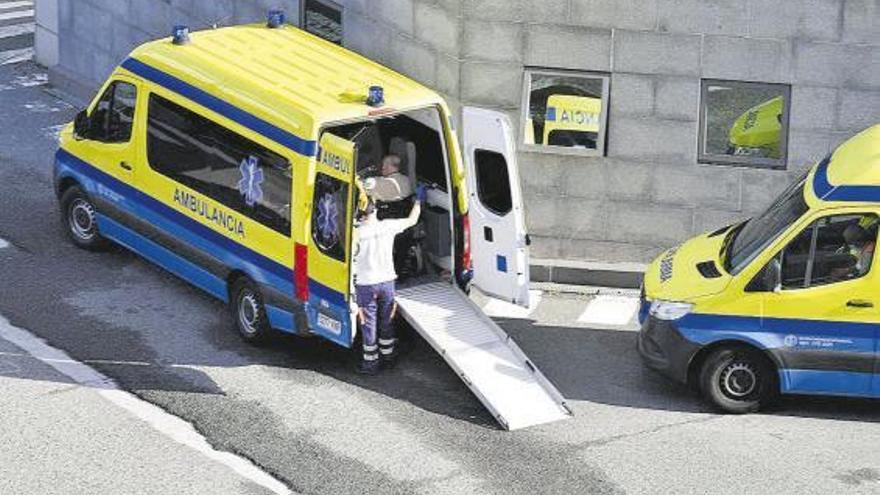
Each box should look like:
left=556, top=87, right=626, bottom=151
left=356, top=360, right=379, bottom=375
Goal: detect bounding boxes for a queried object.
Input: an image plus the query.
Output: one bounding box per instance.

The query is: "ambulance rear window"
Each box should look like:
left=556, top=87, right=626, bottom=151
left=146, top=94, right=292, bottom=236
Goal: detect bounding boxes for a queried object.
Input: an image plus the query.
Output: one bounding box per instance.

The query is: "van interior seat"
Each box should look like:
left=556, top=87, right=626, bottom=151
left=389, top=136, right=417, bottom=193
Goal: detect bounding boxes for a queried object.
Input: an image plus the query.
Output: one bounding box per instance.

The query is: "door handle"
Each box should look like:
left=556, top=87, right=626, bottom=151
left=120, top=161, right=132, bottom=171
left=846, top=299, right=874, bottom=308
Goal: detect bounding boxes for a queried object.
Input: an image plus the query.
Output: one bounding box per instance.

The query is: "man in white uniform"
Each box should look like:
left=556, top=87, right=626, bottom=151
left=354, top=186, right=424, bottom=374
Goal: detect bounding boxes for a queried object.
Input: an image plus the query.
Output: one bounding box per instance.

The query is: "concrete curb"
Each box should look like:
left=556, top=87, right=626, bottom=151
left=530, top=258, right=645, bottom=289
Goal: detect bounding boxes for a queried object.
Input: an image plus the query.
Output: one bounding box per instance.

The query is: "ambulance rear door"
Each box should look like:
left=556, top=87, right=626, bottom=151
left=306, top=132, right=357, bottom=346
left=461, top=107, right=530, bottom=308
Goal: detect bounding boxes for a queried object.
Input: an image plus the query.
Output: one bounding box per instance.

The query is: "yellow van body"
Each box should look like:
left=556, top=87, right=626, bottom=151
left=54, top=22, right=533, bottom=348
left=639, top=124, right=880, bottom=410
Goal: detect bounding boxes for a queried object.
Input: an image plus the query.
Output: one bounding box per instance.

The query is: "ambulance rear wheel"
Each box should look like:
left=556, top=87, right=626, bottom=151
left=231, top=278, right=271, bottom=345
left=699, top=347, right=778, bottom=414
left=60, top=186, right=108, bottom=251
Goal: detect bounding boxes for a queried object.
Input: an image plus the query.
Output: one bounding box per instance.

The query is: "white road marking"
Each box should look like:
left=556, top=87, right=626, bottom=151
left=0, top=47, right=32, bottom=65
left=0, top=21, right=33, bottom=39
left=0, top=71, right=46, bottom=91
left=0, top=2, right=34, bottom=11
left=0, top=8, right=32, bottom=21
left=43, top=123, right=67, bottom=140
left=0, top=315, right=294, bottom=495
left=0, top=238, right=8, bottom=249
left=482, top=289, right=542, bottom=319
left=24, top=101, right=64, bottom=112
left=577, top=294, right=640, bottom=327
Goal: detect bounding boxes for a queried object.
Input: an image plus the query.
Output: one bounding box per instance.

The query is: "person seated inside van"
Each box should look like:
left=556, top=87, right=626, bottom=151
left=361, top=154, right=413, bottom=203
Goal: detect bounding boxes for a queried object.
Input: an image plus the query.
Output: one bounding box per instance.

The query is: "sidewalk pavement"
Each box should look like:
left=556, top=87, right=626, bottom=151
left=0, top=316, right=288, bottom=495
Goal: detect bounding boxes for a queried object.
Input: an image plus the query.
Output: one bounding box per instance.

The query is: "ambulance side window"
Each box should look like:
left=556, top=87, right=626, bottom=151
left=90, top=81, right=137, bottom=143
left=311, top=173, right=348, bottom=262
left=766, top=213, right=877, bottom=291
left=808, top=214, right=876, bottom=287
left=146, top=94, right=292, bottom=236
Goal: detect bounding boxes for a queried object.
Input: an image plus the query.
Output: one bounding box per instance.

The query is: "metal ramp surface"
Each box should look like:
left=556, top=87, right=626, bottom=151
left=396, top=282, right=572, bottom=430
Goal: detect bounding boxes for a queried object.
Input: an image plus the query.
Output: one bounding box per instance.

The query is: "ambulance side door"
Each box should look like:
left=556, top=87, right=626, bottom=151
left=760, top=211, right=879, bottom=396
left=461, top=107, right=530, bottom=307
left=306, top=132, right=356, bottom=346
left=72, top=76, right=142, bottom=199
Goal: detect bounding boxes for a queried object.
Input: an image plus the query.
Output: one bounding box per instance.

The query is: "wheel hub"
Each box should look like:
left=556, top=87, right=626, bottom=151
left=238, top=292, right=259, bottom=334
left=720, top=361, right=757, bottom=398
left=69, top=199, right=96, bottom=241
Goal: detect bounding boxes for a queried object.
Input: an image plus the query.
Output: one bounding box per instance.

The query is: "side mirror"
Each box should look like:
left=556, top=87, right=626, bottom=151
left=764, top=257, right=782, bottom=293
left=73, top=110, right=90, bottom=139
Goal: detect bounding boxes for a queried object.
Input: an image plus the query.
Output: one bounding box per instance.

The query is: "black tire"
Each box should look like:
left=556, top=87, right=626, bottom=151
left=699, top=347, right=778, bottom=414
left=59, top=185, right=109, bottom=251
left=230, top=278, right=272, bottom=344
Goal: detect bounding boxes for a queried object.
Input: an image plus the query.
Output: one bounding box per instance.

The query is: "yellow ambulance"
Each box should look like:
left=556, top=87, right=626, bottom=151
left=53, top=19, right=532, bottom=349
left=639, top=124, right=880, bottom=413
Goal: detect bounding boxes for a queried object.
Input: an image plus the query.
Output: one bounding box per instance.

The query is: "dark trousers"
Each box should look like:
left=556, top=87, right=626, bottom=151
left=356, top=281, right=397, bottom=363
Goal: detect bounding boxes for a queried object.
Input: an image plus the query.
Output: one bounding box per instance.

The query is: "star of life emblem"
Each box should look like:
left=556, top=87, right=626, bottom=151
left=238, top=155, right=264, bottom=207
left=317, top=192, right=339, bottom=245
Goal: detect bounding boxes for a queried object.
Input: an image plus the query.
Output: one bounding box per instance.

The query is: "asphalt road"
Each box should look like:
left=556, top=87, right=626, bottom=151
left=0, top=60, right=878, bottom=495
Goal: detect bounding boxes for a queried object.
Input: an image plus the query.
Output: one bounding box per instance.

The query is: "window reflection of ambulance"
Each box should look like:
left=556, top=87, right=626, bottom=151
left=541, top=94, right=602, bottom=149
left=727, top=96, right=784, bottom=159
left=52, top=15, right=570, bottom=430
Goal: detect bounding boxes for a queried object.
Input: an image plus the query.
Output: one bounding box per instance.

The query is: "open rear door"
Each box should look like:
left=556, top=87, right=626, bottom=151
left=306, top=133, right=357, bottom=346
left=461, top=107, right=530, bottom=307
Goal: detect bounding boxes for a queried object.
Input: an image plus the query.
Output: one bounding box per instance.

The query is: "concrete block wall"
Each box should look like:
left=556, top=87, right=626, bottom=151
left=452, top=0, right=880, bottom=263
left=43, top=0, right=880, bottom=263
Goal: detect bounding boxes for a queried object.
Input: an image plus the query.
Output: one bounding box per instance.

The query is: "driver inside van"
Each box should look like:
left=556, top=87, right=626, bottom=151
left=831, top=224, right=876, bottom=281
left=360, top=154, right=413, bottom=203
left=843, top=224, right=875, bottom=277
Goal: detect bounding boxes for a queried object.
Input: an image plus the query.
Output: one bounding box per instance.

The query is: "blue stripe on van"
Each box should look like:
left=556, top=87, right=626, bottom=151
left=783, top=369, right=876, bottom=398
left=678, top=312, right=876, bottom=355
left=812, top=156, right=880, bottom=202
left=309, top=279, right=346, bottom=306
left=57, top=149, right=294, bottom=282
left=120, top=58, right=317, bottom=158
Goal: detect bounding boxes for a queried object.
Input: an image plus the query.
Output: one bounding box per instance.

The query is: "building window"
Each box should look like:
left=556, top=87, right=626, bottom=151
left=146, top=94, right=292, bottom=236
left=521, top=69, right=610, bottom=156
left=301, top=0, right=343, bottom=45
left=699, top=80, right=791, bottom=169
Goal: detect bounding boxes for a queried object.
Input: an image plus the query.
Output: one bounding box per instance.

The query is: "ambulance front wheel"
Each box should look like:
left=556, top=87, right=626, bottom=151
left=231, top=278, right=271, bottom=345
left=699, top=346, right=778, bottom=414
left=60, top=186, right=109, bottom=251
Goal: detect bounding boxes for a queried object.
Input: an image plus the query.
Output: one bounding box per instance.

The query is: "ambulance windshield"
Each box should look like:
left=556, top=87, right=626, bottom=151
left=725, top=175, right=808, bottom=274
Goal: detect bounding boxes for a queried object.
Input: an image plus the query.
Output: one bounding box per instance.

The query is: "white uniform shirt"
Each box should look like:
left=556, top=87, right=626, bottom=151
left=354, top=217, right=417, bottom=286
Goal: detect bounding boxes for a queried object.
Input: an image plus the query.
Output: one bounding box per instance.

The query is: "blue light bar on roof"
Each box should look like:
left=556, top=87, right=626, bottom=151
left=366, top=86, right=384, bottom=107
left=267, top=10, right=285, bottom=28
left=172, top=25, right=190, bottom=45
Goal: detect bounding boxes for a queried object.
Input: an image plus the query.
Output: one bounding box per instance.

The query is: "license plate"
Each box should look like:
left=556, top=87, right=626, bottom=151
left=317, top=313, right=342, bottom=335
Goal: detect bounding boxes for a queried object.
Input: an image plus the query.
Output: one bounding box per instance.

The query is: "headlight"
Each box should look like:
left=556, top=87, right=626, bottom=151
left=649, top=300, right=693, bottom=321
